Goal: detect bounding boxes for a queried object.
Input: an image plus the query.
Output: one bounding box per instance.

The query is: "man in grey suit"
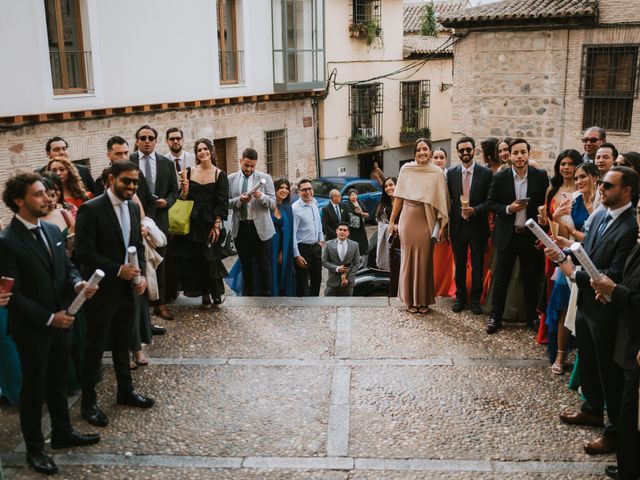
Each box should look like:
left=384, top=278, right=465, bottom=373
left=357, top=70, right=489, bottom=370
left=322, top=222, right=359, bottom=297
left=228, top=148, right=276, bottom=296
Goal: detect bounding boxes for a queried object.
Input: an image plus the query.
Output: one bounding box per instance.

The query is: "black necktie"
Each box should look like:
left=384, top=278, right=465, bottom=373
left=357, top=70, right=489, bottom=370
left=32, top=226, right=51, bottom=261
left=175, top=158, right=181, bottom=173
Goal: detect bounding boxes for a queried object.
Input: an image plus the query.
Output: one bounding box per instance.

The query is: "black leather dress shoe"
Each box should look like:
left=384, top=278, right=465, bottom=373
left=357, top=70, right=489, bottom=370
left=51, top=430, right=101, bottom=449
left=451, top=301, right=464, bottom=313
left=81, top=404, right=109, bottom=427
left=150, top=325, right=166, bottom=335
left=116, top=391, right=155, bottom=408
left=471, top=304, right=483, bottom=315
left=26, top=450, right=58, bottom=475
left=486, top=316, right=502, bottom=334
left=604, top=465, right=618, bottom=479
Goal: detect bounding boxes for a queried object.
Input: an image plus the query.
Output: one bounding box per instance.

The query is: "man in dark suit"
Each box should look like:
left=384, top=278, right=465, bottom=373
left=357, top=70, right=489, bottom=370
left=322, top=222, right=360, bottom=296
left=486, top=138, right=549, bottom=334
left=75, top=161, right=154, bottom=428
left=130, top=125, right=179, bottom=321
left=447, top=136, right=493, bottom=314
left=0, top=173, right=100, bottom=475
left=592, top=212, right=640, bottom=480
left=321, top=189, right=348, bottom=241
left=547, top=166, right=638, bottom=457
left=41, top=136, right=98, bottom=195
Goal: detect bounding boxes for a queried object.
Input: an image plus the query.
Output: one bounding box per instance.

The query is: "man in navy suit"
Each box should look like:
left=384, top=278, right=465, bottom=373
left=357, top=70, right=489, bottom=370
left=447, top=137, right=493, bottom=314
left=547, top=166, right=639, bottom=457
left=0, top=173, right=100, bottom=475
left=486, top=138, right=549, bottom=334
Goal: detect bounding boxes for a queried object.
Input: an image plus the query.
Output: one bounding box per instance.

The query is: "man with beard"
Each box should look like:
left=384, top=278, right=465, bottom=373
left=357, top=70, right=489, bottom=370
left=447, top=136, right=493, bottom=314
left=41, top=136, right=97, bottom=195
left=75, top=161, right=154, bottom=428
left=546, top=166, right=638, bottom=456
left=0, top=173, right=99, bottom=475
left=486, top=138, right=549, bottom=334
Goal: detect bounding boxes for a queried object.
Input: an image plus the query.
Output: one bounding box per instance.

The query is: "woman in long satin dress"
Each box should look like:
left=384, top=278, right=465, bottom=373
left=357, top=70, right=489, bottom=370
left=389, top=138, right=450, bottom=314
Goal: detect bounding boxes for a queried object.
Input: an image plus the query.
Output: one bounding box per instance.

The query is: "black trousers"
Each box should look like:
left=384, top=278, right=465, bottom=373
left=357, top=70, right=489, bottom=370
left=451, top=226, right=487, bottom=304
left=81, top=298, right=135, bottom=407
left=617, top=368, right=640, bottom=480
left=295, top=242, right=322, bottom=296
left=491, top=230, right=543, bottom=322
left=163, top=234, right=179, bottom=303
left=235, top=220, right=272, bottom=296
left=575, top=312, right=624, bottom=439
left=15, top=329, right=72, bottom=453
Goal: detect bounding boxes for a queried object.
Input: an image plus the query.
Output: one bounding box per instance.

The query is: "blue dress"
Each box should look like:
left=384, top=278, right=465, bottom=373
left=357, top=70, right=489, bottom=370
left=0, top=307, right=21, bottom=404
left=225, top=202, right=296, bottom=296
left=545, top=194, right=590, bottom=362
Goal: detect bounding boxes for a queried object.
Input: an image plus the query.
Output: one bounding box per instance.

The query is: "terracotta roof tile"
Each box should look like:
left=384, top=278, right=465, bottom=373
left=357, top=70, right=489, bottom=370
left=403, top=34, right=455, bottom=57
left=404, top=1, right=471, bottom=33
left=440, top=0, right=599, bottom=26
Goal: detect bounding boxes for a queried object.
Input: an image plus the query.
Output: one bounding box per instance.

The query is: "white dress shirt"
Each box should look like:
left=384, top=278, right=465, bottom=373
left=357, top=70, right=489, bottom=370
left=292, top=197, right=323, bottom=257
left=240, top=172, right=255, bottom=221
left=601, top=202, right=633, bottom=234
left=507, top=167, right=528, bottom=228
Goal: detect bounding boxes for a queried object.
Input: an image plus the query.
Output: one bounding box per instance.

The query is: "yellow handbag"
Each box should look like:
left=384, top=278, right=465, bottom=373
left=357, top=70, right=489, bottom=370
left=168, top=199, right=194, bottom=235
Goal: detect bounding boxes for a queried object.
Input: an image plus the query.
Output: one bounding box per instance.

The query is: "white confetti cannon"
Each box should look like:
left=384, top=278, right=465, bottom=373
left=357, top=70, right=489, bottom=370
left=127, top=246, right=142, bottom=285
left=525, top=219, right=566, bottom=262
left=67, top=269, right=105, bottom=315
left=245, top=178, right=267, bottom=195
left=570, top=242, right=611, bottom=302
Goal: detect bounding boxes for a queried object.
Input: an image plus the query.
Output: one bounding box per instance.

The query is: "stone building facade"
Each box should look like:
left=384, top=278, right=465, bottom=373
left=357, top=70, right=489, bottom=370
left=442, top=0, right=640, bottom=170
left=0, top=99, right=316, bottom=223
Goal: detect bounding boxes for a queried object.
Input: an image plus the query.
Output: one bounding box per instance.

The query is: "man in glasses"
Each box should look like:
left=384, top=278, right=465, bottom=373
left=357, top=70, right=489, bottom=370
left=292, top=179, right=324, bottom=296
left=545, top=166, right=638, bottom=457
left=581, top=126, right=607, bottom=163
left=486, top=138, right=549, bottom=334
left=40, top=136, right=98, bottom=195
left=446, top=136, right=493, bottom=315
left=130, top=125, right=179, bottom=322
left=75, top=161, right=155, bottom=429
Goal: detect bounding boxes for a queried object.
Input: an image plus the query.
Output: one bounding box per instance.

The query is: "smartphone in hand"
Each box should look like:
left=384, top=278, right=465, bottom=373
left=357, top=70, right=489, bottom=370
left=516, top=198, right=530, bottom=205
left=0, top=276, right=15, bottom=294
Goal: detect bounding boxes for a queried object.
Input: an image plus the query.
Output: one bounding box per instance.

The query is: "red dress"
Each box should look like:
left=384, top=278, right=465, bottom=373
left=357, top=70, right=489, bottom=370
left=433, top=239, right=456, bottom=297
left=536, top=198, right=557, bottom=345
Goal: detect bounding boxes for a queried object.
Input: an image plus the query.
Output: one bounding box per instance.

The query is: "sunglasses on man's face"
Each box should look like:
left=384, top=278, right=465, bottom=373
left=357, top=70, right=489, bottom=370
left=138, top=135, right=156, bottom=142
left=581, top=137, right=600, bottom=144
left=596, top=179, right=619, bottom=190
left=458, top=148, right=473, bottom=154
left=120, top=177, right=139, bottom=186
left=167, top=136, right=182, bottom=142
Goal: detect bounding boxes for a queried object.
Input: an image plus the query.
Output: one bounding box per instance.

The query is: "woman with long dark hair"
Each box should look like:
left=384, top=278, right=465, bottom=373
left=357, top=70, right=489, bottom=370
left=270, top=178, right=296, bottom=296
left=375, top=176, right=402, bottom=296
left=346, top=188, right=369, bottom=265
left=431, top=147, right=455, bottom=298
left=45, top=157, right=92, bottom=210
left=481, top=137, right=501, bottom=173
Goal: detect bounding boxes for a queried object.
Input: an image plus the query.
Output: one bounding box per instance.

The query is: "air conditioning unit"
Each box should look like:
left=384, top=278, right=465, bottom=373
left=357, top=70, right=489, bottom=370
left=337, top=167, right=347, bottom=176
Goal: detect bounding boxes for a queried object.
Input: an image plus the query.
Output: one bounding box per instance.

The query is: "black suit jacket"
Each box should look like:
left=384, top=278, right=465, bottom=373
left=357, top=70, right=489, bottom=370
left=487, top=166, right=549, bottom=250
left=446, top=162, right=493, bottom=239
left=321, top=202, right=349, bottom=240
left=0, top=218, right=81, bottom=341
left=130, top=151, right=179, bottom=232
left=611, top=243, right=640, bottom=371
left=574, top=206, right=638, bottom=326
left=74, top=193, right=146, bottom=306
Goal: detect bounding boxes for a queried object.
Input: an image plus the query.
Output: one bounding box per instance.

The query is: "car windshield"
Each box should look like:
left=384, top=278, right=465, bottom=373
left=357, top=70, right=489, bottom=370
left=311, top=179, right=344, bottom=197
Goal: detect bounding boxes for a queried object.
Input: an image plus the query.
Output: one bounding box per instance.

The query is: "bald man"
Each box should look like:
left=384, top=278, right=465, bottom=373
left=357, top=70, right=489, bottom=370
left=321, top=190, right=348, bottom=240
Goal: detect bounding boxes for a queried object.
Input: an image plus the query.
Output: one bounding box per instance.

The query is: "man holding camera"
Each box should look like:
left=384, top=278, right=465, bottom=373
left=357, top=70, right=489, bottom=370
left=321, top=222, right=359, bottom=296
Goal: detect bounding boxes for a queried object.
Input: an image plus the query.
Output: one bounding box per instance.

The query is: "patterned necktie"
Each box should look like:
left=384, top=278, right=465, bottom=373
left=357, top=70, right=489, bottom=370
left=338, top=241, right=345, bottom=262
left=119, top=202, right=131, bottom=251
left=335, top=204, right=340, bottom=221
left=462, top=169, right=471, bottom=199
left=241, top=176, right=249, bottom=220
left=143, top=155, right=155, bottom=193
left=596, top=213, right=613, bottom=239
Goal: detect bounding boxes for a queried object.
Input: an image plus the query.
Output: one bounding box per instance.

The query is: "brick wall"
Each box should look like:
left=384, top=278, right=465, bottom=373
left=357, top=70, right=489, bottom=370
left=599, top=0, right=640, bottom=24
left=0, top=99, right=316, bottom=223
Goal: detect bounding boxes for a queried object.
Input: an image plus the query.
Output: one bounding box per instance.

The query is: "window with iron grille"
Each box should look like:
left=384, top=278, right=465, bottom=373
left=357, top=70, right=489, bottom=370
left=580, top=45, right=640, bottom=132
left=351, top=0, right=381, bottom=24
left=349, top=83, right=383, bottom=149
left=400, top=80, right=430, bottom=141
left=44, top=0, right=93, bottom=94
left=265, top=129, right=288, bottom=179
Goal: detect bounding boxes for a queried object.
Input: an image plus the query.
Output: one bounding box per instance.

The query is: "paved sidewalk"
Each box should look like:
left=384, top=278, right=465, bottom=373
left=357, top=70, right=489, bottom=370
left=1, top=297, right=613, bottom=479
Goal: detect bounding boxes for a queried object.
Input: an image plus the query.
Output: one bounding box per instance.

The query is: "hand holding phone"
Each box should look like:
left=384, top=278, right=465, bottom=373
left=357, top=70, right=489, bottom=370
left=516, top=198, right=530, bottom=205
left=0, top=276, right=15, bottom=294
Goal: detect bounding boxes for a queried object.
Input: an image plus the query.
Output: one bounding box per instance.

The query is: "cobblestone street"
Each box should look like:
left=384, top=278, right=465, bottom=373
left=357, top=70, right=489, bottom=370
left=1, top=296, right=614, bottom=479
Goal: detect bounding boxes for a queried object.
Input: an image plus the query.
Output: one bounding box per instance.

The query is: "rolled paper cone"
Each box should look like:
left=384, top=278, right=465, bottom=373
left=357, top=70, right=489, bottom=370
left=570, top=242, right=610, bottom=301
left=127, top=246, right=142, bottom=285
left=180, top=169, right=187, bottom=181
left=525, top=218, right=565, bottom=261
left=460, top=195, right=469, bottom=207
left=246, top=178, right=267, bottom=195
left=549, top=221, right=559, bottom=238
left=67, top=269, right=105, bottom=315
left=538, top=205, right=546, bottom=218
